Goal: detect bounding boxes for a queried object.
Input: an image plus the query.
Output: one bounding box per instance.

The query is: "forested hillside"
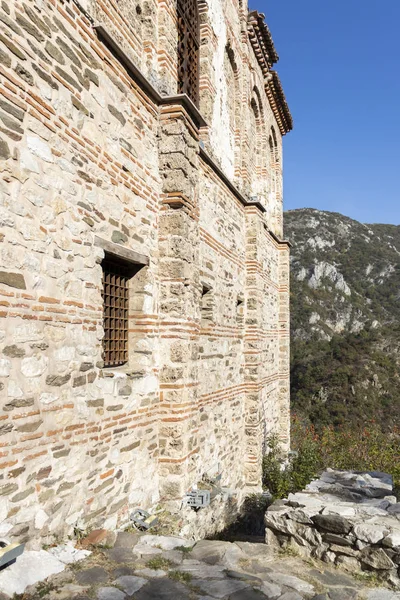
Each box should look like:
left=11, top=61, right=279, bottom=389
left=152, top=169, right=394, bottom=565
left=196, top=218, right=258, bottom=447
left=284, top=208, right=400, bottom=429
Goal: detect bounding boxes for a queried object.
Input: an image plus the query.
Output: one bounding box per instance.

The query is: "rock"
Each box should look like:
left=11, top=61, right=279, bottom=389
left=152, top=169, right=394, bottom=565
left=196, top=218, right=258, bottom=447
left=0, top=550, right=65, bottom=596
left=312, top=514, right=352, bottom=534
left=353, top=523, right=388, bottom=544
left=266, top=572, right=315, bottom=594
left=135, top=568, right=166, bottom=578
left=360, top=547, right=395, bottom=570
left=97, top=588, right=126, bottom=600
left=195, top=578, right=249, bottom=598
left=190, top=540, right=230, bottom=564
left=308, top=568, right=356, bottom=587
left=234, top=542, right=274, bottom=559
left=365, top=590, right=400, bottom=600
left=328, top=589, right=358, bottom=600
left=114, top=576, right=147, bottom=595
left=335, top=555, right=361, bottom=572
left=48, top=543, right=91, bottom=564
left=76, top=566, right=109, bottom=585
left=0, top=271, right=26, bottom=289
left=226, top=571, right=263, bottom=584
left=322, top=533, right=353, bottom=546
left=27, top=135, right=53, bottom=162
left=288, top=509, right=314, bottom=524
left=114, top=532, right=140, bottom=548
left=176, top=560, right=225, bottom=578
left=258, top=580, right=281, bottom=599
left=0, top=140, right=10, bottom=160
left=138, top=535, right=191, bottom=551
left=134, top=577, right=191, bottom=599
left=104, top=547, right=136, bottom=563
left=329, top=544, right=359, bottom=557
left=387, top=504, right=400, bottom=515
left=383, top=532, right=400, bottom=548
left=229, top=589, right=267, bottom=600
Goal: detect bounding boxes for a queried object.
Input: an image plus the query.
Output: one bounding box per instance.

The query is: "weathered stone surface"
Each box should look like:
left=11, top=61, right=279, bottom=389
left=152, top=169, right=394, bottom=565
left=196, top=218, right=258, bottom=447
left=195, top=578, right=249, bottom=598
left=190, top=540, right=229, bottom=564
left=353, top=523, right=388, bottom=544
left=3, top=345, right=26, bottom=358
left=259, top=580, right=282, bottom=599
left=133, top=578, right=191, bottom=600
left=383, top=533, right=400, bottom=548
left=46, top=374, right=71, bottom=386
left=0, top=271, right=26, bottom=289
left=97, top=588, right=125, bottom=600
left=229, top=589, right=267, bottom=600
left=114, top=576, right=147, bottom=595
left=177, top=560, right=225, bottom=578
left=0, top=0, right=291, bottom=550
left=360, top=547, right=395, bottom=570
left=108, top=105, right=126, bottom=126
left=0, top=32, right=26, bottom=59
left=76, top=567, right=109, bottom=585
left=312, top=514, right=352, bottom=534
left=15, top=63, right=34, bottom=85
left=0, top=550, right=65, bottom=596
left=0, top=139, right=10, bottom=159
left=267, top=572, right=315, bottom=594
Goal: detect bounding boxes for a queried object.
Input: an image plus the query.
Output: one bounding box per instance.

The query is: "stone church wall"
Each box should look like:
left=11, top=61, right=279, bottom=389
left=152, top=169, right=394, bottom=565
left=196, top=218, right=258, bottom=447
left=0, top=0, right=291, bottom=546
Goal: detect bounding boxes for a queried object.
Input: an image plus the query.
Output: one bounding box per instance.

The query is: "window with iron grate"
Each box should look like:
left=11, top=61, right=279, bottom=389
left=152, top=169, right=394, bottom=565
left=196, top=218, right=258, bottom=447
left=101, top=257, right=132, bottom=368
left=177, top=0, right=200, bottom=106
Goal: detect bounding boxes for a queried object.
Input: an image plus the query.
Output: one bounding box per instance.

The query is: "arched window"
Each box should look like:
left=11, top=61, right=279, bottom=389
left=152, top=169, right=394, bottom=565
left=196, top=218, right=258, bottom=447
left=269, top=126, right=278, bottom=195
left=177, top=0, right=200, bottom=106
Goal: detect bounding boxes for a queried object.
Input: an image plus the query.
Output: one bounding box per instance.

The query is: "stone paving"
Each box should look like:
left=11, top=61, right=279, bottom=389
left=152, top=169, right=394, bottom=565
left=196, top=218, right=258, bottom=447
left=4, top=532, right=400, bottom=600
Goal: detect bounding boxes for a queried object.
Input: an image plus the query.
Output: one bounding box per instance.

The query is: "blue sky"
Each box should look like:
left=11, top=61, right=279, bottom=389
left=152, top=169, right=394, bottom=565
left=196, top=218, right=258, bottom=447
left=262, top=1, right=400, bottom=225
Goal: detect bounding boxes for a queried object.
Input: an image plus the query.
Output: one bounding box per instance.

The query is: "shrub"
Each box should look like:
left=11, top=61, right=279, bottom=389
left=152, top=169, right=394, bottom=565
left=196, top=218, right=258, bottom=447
left=263, top=418, right=400, bottom=499
left=262, top=433, right=322, bottom=499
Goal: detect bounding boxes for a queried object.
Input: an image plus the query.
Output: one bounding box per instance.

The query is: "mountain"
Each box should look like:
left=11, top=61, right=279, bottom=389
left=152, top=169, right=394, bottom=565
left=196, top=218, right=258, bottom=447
left=284, top=208, right=400, bottom=430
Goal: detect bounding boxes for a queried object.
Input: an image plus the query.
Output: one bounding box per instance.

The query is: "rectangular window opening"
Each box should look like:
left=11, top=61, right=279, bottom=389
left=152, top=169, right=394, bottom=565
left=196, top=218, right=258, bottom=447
left=236, top=296, right=244, bottom=325
left=101, top=255, right=139, bottom=369
left=201, top=284, right=213, bottom=325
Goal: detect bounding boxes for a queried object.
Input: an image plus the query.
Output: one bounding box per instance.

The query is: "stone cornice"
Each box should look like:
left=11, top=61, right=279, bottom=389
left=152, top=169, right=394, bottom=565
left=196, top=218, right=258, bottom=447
left=265, top=71, right=293, bottom=136
left=247, top=12, right=293, bottom=136
left=95, top=25, right=207, bottom=130
left=247, top=11, right=279, bottom=70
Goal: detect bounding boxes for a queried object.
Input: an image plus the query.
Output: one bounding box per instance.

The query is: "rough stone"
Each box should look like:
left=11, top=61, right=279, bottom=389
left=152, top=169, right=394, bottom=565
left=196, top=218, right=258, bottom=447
left=0, top=271, right=26, bottom=289
left=195, top=578, right=249, bottom=598
left=0, top=550, right=65, bottom=596
left=312, top=514, right=352, bottom=534
left=97, top=588, right=126, bottom=600
left=114, top=576, right=147, bottom=595
left=353, top=523, right=388, bottom=544
left=267, top=572, right=315, bottom=594
left=133, top=578, right=191, bottom=600
left=0, top=32, right=26, bottom=59
left=360, top=548, right=396, bottom=570
left=76, top=567, right=109, bottom=585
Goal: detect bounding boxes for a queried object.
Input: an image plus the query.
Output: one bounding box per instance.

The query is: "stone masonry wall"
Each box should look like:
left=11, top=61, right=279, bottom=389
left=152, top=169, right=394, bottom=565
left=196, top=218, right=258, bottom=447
left=265, top=471, right=400, bottom=589
left=0, top=0, right=290, bottom=546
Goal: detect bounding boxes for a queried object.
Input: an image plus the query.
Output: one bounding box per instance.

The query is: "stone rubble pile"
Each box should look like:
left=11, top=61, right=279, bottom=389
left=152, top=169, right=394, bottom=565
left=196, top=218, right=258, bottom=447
left=265, top=470, right=400, bottom=588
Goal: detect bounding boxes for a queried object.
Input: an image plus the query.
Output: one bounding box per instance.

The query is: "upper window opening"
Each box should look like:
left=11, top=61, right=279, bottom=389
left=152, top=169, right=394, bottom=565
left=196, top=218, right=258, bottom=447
left=101, top=255, right=139, bottom=368
left=177, top=0, right=200, bottom=106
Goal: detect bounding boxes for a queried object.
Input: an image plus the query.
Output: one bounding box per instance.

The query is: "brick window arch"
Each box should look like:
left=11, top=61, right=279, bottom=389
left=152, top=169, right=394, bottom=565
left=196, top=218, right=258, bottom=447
left=177, top=0, right=200, bottom=105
